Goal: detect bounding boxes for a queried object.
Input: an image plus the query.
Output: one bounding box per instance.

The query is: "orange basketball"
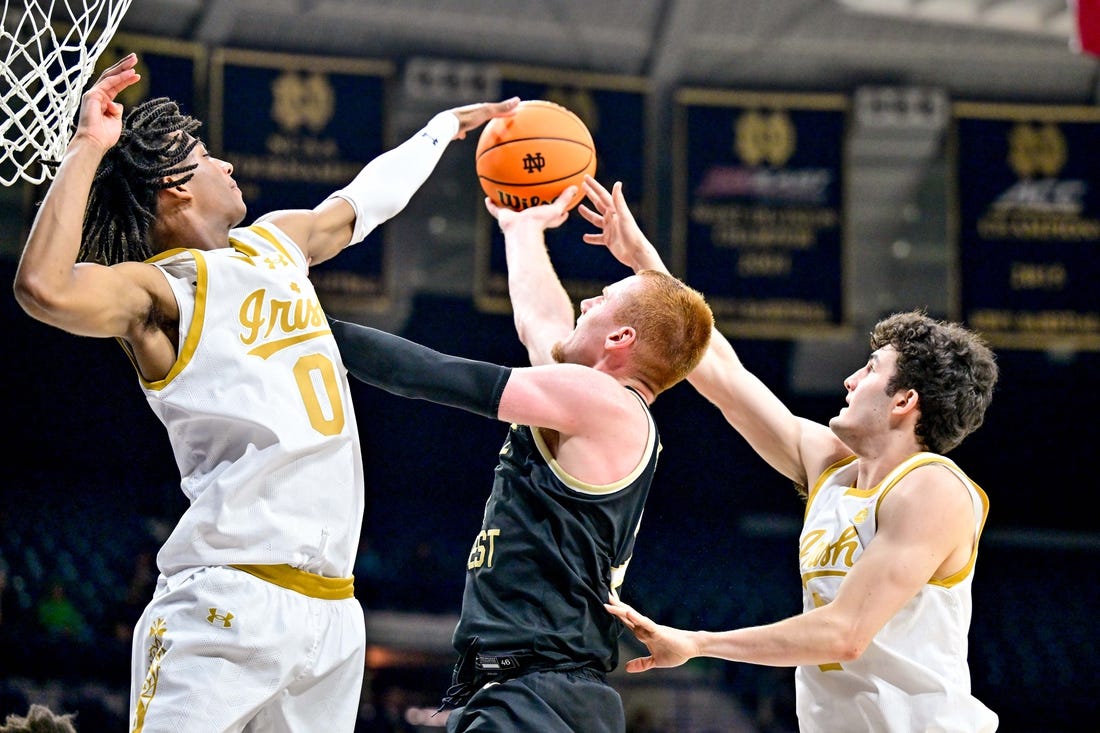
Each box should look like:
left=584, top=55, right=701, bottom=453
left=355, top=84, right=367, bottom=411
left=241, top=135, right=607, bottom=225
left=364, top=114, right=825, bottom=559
left=476, top=100, right=596, bottom=212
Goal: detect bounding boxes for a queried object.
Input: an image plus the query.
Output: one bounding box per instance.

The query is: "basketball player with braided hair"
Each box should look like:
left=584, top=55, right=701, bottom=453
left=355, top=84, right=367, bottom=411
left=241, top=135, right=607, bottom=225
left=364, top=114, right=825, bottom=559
left=79, top=95, right=204, bottom=266
left=13, top=53, right=518, bottom=733
left=580, top=177, right=1000, bottom=732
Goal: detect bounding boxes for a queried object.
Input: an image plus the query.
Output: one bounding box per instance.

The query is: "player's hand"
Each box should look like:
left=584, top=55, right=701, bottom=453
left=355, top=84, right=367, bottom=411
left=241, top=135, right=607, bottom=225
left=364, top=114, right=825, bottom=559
left=604, top=595, right=699, bottom=673
left=486, top=185, right=575, bottom=232
left=448, top=97, right=521, bottom=140
left=577, top=176, right=656, bottom=272
left=74, top=53, right=141, bottom=151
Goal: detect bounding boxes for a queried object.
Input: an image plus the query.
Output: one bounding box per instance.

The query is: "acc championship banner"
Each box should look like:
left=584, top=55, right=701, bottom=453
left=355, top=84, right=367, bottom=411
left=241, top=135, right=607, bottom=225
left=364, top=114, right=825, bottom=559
left=674, top=89, right=849, bottom=338
left=210, top=49, right=394, bottom=312
left=952, top=102, right=1100, bottom=350
left=474, top=66, right=649, bottom=312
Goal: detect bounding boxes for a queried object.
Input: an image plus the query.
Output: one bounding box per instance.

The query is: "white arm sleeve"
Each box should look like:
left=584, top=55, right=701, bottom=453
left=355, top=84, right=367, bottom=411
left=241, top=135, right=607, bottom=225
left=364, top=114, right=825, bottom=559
left=326, top=110, right=461, bottom=246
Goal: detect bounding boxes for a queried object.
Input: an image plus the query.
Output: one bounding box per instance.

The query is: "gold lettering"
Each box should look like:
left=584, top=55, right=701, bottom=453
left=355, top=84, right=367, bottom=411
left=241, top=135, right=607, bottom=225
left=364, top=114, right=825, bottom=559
left=827, top=526, right=860, bottom=568
left=738, top=252, right=792, bottom=277
left=467, top=529, right=501, bottom=570
left=691, top=203, right=837, bottom=250
left=977, top=211, right=1100, bottom=241
left=799, top=526, right=859, bottom=570
left=970, top=308, right=1100, bottom=336
left=799, top=529, right=829, bottom=567
left=1009, top=261, right=1066, bottom=291
left=239, top=289, right=265, bottom=345
left=239, top=286, right=328, bottom=348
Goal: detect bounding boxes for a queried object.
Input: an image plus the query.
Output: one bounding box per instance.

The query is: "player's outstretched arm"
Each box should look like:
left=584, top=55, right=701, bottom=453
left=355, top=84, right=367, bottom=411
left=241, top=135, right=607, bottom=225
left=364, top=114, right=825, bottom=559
left=579, top=175, right=843, bottom=487
left=578, top=175, right=666, bottom=275
left=330, top=316, right=632, bottom=443
left=330, top=318, right=510, bottom=419
left=486, top=186, right=576, bottom=367
left=607, top=470, right=973, bottom=671
left=265, top=97, right=520, bottom=266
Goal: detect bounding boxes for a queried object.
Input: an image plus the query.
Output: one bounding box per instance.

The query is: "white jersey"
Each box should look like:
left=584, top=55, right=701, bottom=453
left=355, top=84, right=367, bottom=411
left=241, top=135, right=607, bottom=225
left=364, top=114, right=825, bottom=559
left=794, top=452, right=998, bottom=733
left=141, top=222, right=363, bottom=580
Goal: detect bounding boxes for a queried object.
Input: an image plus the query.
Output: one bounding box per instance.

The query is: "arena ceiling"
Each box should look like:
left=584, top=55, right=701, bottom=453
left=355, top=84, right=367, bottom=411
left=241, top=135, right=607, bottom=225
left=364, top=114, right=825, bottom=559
left=120, top=0, right=1097, bottom=103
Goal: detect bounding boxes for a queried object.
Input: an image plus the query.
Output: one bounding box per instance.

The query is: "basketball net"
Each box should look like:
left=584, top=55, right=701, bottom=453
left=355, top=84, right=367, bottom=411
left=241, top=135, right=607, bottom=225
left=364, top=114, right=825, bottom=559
left=1, top=0, right=133, bottom=186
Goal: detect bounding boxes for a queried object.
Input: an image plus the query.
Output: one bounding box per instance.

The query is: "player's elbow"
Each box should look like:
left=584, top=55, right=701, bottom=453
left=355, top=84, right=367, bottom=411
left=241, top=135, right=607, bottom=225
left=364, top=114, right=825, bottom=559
left=832, top=638, right=869, bottom=663
left=13, top=268, right=57, bottom=320
left=822, top=618, right=873, bottom=662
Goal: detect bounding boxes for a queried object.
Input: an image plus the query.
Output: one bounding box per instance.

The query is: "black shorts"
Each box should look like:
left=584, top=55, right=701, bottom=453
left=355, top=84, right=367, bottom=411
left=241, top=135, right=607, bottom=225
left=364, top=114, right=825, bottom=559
left=444, top=666, right=624, bottom=733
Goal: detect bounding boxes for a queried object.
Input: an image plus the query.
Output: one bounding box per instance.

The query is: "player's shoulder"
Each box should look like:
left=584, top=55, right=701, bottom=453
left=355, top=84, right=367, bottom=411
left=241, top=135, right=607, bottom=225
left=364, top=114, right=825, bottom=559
left=886, top=454, right=975, bottom=511
left=230, top=221, right=309, bottom=268
left=112, top=258, right=179, bottom=293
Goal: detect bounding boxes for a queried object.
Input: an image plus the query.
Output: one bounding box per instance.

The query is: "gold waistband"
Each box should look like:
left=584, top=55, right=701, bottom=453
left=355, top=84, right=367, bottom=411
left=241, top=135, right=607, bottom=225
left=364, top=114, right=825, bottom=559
left=230, top=564, right=354, bottom=600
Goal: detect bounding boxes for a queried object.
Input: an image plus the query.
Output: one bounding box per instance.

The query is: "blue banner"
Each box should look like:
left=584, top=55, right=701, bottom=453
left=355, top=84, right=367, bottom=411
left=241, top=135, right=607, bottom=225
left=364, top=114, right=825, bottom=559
left=675, top=89, right=849, bottom=338
left=100, top=34, right=204, bottom=116
left=210, top=49, right=394, bottom=312
left=952, top=102, right=1100, bottom=350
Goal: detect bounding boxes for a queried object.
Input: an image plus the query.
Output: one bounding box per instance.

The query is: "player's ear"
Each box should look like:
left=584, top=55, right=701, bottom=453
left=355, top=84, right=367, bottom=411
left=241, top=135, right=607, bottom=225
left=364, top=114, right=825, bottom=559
left=894, top=388, right=919, bottom=414
left=606, top=326, right=636, bottom=350
left=155, top=181, right=192, bottom=216
left=161, top=178, right=193, bottom=201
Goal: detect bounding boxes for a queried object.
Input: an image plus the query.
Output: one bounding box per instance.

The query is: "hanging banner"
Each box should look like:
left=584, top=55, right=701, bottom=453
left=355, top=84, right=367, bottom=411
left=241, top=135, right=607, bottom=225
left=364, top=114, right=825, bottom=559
left=474, top=65, right=649, bottom=313
left=674, top=89, right=850, bottom=339
left=952, top=102, right=1100, bottom=350
left=210, top=49, right=394, bottom=313
left=99, top=33, right=204, bottom=115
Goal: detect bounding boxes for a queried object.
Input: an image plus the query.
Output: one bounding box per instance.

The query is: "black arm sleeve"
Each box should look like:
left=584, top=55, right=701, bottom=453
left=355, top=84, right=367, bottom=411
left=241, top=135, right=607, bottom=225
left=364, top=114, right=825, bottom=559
left=329, top=317, right=511, bottom=420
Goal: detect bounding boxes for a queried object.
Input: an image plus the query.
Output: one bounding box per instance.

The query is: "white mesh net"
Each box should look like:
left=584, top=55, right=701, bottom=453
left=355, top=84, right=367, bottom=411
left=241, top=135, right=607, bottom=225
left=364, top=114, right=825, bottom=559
left=1, top=0, right=133, bottom=185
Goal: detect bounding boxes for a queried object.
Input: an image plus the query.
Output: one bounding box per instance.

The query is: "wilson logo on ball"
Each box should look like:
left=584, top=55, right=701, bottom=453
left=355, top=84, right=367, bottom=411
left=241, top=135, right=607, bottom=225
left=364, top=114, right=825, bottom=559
left=476, top=100, right=596, bottom=211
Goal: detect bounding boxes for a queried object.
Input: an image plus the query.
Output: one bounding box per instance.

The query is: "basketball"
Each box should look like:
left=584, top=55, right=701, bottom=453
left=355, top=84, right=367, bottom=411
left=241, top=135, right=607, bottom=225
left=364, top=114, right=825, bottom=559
left=476, top=100, right=596, bottom=212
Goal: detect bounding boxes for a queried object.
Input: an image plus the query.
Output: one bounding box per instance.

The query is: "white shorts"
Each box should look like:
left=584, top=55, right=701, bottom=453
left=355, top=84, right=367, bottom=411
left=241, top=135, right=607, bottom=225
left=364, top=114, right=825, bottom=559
left=129, top=564, right=365, bottom=733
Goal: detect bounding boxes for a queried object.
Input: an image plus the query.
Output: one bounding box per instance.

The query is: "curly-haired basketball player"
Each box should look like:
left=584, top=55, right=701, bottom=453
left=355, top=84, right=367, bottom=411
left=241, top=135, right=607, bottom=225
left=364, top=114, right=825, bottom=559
left=583, top=176, right=1000, bottom=733
left=13, top=53, right=518, bottom=733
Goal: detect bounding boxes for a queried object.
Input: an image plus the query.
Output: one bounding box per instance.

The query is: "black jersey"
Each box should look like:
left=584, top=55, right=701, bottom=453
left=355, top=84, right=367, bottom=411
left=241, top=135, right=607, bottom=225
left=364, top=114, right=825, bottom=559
left=452, top=388, right=659, bottom=671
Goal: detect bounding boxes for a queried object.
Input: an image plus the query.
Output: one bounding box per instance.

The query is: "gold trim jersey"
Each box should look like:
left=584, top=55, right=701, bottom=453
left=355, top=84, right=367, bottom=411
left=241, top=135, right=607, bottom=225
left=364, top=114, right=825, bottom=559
left=794, top=452, right=998, bottom=732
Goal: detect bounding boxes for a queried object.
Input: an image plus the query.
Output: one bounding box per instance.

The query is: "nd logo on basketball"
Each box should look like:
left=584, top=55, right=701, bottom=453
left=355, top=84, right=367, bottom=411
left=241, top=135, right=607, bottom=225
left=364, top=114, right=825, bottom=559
left=522, top=152, right=547, bottom=174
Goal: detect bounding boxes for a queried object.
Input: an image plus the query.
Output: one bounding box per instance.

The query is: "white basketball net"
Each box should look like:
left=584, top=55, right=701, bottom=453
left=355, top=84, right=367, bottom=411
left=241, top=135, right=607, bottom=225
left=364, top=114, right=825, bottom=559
left=1, top=0, right=133, bottom=185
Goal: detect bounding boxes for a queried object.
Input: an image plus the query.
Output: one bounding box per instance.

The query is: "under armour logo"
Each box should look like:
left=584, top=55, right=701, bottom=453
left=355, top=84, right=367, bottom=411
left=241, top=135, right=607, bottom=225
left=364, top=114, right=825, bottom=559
left=262, top=255, right=289, bottom=270
left=207, top=608, right=234, bottom=628
left=522, top=152, right=546, bottom=174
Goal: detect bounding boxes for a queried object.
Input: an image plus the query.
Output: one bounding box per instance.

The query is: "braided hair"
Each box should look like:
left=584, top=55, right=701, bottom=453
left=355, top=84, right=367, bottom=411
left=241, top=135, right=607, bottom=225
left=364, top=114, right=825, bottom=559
left=79, top=97, right=202, bottom=265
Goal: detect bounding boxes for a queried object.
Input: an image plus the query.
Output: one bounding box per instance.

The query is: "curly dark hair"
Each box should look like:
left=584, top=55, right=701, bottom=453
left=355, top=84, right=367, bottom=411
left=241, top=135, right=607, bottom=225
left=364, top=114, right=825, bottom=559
left=0, top=704, right=76, bottom=733
left=79, top=97, right=202, bottom=265
left=870, top=310, right=998, bottom=454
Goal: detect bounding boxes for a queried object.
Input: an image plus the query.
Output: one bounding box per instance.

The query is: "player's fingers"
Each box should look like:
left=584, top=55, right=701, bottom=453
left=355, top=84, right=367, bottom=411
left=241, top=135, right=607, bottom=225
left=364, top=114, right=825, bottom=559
left=603, top=602, right=630, bottom=625
left=576, top=204, right=602, bottom=227
left=484, top=197, right=501, bottom=218
left=554, top=185, right=578, bottom=209
left=583, top=175, right=611, bottom=208
left=495, top=97, right=520, bottom=115
left=97, top=52, right=137, bottom=81
left=625, top=656, right=654, bottom=673
left=97, top=69, right=140, bottom=99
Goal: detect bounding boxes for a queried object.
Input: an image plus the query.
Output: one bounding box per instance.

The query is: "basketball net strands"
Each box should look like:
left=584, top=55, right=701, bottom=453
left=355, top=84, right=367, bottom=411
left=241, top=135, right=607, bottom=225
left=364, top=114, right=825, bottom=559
left=1, top=0, right=133, bottom=186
